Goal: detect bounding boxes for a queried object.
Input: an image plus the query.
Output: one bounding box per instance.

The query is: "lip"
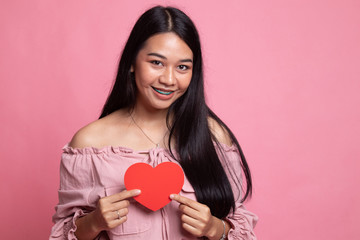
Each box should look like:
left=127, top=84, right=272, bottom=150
left=152, top=87, right=175, bottom=95
left=151, top=87, right=175, bottom=100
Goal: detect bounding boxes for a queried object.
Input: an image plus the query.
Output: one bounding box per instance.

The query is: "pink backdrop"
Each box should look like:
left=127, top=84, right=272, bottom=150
left=1, top=0, right=359, bottom=239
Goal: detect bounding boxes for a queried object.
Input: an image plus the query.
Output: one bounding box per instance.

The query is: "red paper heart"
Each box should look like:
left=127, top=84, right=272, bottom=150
left=124, top=162, right=184, bottom=211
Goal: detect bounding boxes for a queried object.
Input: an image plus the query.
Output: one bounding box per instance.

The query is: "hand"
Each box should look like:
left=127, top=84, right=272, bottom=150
left=170, top=194, right=225, bottom=239
left=90, top=189, right=141, bottom=232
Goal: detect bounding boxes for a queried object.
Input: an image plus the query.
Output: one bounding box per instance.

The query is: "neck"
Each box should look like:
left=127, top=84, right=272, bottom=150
left=129, top=103, right=171, bottom=149
left=130, top=103, right=169, bottom=128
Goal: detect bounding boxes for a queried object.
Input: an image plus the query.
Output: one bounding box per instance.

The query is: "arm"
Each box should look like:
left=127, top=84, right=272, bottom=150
left=74, top=190, right=141, bottom=240
left=219, top=144, right=258, bottom=240
left=50, top=150, right=94, bottom=239
left=210, top=118, right=258, bottom=239
left=49, top=146, right=141, bottom=240
left=226, top=204, right=258, bottom=240
left=170, top=194, right=231, bottom=240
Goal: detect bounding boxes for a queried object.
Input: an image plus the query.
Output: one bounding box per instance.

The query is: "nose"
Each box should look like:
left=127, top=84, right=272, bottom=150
left=159, top=67, right=175, bottom=86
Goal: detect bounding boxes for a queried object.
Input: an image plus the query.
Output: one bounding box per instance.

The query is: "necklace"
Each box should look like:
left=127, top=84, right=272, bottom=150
left=130, top=113, right=167, bottom=148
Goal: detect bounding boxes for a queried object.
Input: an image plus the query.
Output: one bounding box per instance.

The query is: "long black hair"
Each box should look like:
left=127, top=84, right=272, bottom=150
left=100, top=6, right=252, bottom=219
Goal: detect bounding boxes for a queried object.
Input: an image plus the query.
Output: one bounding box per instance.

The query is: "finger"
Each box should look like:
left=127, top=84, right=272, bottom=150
left=112, top=208, right=129, bottom=221
left=170, top=194, right=199, bottom=207
left=118, top=215, right=127, bottom=223
left=106, top=199, right=130, bottom=212
left=105, top=189, right=141, bottom=203
left=181, top=213, right=199, bottom=227
left=170, top=194, right=205, bottom=213
left=182, top=222, right=201, bottom=237
left=107, top=215, right=128, bottom=229
left=179, top=203, right=200, bottom=220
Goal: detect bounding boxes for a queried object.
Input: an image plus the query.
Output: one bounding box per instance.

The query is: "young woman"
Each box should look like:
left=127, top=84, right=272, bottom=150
left=50, top=6, right=257, bottom=240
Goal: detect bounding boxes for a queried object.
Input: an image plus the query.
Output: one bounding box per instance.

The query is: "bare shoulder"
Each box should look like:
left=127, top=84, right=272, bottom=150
left=69, top=110, right=127, bottom=149
left=69, top=120, right=104, bottom=149
left=208, top=117, right=233, bottom=146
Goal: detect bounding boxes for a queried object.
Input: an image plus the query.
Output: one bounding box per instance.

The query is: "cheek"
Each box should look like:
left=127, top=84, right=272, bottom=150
left=178, top=74, right=192, bottom=91
left=135, top=66, right=156, bottom=87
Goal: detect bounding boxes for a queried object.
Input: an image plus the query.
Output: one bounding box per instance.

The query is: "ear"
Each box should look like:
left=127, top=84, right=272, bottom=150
left=130, top=65, right=134, bottom=73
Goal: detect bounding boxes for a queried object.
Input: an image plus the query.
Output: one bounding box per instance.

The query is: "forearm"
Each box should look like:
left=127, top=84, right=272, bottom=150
left=74, top=212, right=101, bottom=240
left=207, top=217, right=231, bottom=240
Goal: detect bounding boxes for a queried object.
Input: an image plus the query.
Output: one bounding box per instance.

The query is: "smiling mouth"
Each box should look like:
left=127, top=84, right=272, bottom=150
left=152, top=87, right=174, bottom=95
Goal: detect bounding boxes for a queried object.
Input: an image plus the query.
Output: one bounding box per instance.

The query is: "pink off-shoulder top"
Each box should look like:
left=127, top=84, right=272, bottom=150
left=50, top=143, right=258, bottom=240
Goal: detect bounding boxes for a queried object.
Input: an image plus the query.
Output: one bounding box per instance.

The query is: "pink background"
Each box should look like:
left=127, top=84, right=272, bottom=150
left=1, top=0, right=359, bottom=239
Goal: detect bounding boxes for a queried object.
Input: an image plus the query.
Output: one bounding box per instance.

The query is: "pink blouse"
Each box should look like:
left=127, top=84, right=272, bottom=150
left=50, top=143, right=258, bottom=240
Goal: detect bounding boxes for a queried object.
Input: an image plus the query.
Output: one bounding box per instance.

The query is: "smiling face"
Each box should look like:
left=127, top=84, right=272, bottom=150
left=131, top=32, right=193, bottom=111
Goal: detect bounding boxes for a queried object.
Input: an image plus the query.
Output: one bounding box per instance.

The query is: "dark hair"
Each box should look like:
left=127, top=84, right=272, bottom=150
left=100, top=6, right=252, bottom=218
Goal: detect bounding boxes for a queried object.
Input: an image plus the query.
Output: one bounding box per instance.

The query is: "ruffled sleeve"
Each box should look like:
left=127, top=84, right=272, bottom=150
left=216, top=143, right=258, bottom=240
left=50, top=146, right=96, bottom=240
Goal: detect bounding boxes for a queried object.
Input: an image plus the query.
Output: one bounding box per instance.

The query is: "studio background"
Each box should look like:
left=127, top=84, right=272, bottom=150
left=0, top=0, right=359, bottom=239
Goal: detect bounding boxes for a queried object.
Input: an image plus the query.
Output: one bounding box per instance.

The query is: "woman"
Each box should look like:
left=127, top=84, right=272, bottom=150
left=50, top=6, right=257, bottom=240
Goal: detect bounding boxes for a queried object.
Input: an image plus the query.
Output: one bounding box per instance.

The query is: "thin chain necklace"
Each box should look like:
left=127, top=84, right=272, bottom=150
left=130, top=113, right=167, bottom=148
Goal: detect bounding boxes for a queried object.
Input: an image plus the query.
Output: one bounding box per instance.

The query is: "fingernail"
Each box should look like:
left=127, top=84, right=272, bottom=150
left=135, top=189, right=141, bottom=194
left=169, top=194, right=174, bottom=199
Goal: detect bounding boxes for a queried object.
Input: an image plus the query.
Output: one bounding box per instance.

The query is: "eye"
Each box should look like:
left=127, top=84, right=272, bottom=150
left=151, top=60, right=163, bottom=66
left=178, top=65, right=189, bottom=71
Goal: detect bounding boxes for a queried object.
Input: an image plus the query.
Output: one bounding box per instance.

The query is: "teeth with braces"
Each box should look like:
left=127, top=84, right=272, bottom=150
left=152, top=87, right=173, bottom=95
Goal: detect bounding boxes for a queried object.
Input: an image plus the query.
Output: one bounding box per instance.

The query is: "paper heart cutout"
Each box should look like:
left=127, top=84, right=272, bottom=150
left=124, top=162, right=184, bottom=211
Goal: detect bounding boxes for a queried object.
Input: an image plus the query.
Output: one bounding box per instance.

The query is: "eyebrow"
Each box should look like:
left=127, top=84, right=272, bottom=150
left=147, top=52, right=193, bottom=63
